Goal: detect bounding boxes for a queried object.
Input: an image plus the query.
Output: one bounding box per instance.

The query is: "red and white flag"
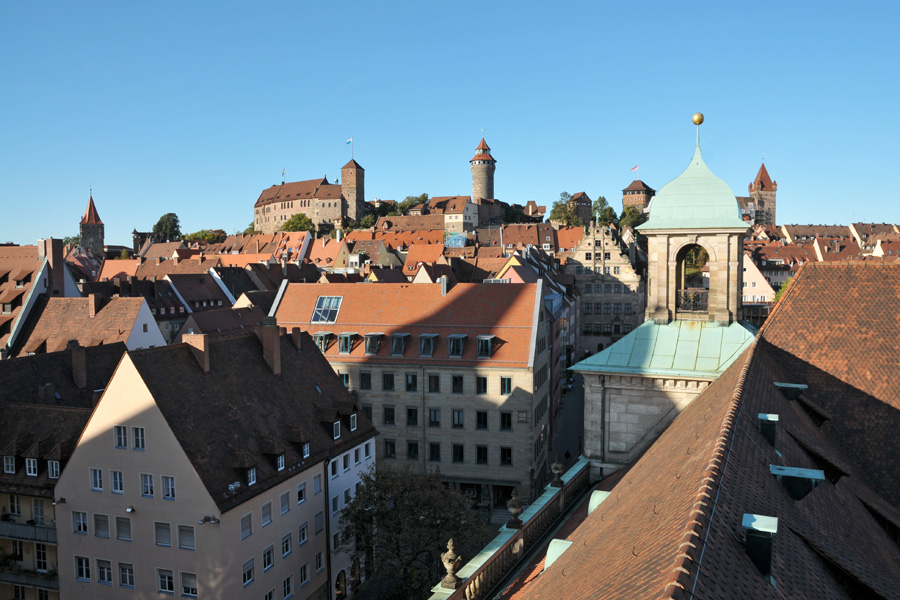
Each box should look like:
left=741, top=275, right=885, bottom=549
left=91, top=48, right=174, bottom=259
left=631, top=165, right=639, bottom=172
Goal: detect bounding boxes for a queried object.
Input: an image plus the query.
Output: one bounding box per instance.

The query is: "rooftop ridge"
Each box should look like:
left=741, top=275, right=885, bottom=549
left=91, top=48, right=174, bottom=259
left=661, top=339, right=759, bottom=597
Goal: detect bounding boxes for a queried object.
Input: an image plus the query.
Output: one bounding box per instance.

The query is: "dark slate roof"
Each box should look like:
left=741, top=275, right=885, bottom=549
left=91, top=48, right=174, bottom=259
left=127, top=331, right=376, bottom=513
left=212, top=266, right=259, bottom=299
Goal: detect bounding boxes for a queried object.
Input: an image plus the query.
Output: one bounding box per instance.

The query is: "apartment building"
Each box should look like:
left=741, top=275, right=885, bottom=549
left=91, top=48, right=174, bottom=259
left=272, top=281, right=552, bottom=505
left=51, top=326, right=375, bottom=599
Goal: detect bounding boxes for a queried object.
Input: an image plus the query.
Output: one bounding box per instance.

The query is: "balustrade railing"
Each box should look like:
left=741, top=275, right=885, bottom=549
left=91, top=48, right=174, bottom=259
left=675, top=288, right=708, bottom=313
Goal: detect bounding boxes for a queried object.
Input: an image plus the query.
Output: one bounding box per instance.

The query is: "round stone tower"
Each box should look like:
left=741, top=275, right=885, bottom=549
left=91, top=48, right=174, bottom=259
left=470, top=138, right=496, bottom=201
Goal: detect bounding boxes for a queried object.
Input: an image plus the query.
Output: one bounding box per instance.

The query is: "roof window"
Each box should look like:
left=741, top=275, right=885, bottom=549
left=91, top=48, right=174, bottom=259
left=757, top=413, right=778, bottom=446
left=773, top=381, right=807, bottom=401
left=391, top=333, right=409, bottom=356
left=477, top=335, right=496, bottom=358
left=769, top=464, right=825, bottom=500
left=364, top=333, right=382, bottom=355
left=338, top=333, right=356, bottom=355
left=419, top=334, right=438, bottom=357
left=311, top=296, right=342, bottom=324
left=742, top=513, right=778, bottom=581
left=313, top=332, right=332, bottom=353
left=448, top=334, right=466, bottom=358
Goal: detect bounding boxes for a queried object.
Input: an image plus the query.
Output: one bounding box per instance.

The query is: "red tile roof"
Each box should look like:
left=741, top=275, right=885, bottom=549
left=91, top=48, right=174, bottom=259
left=80, top=195, right=103, bottom=225
left=342, top=159, right=364, bottom=170
left=376, top=214, right=446, bottom=233
left=273, top=282, right=539, bottom=368
left=622, top=179, right=655, bottom=192
left=255, top=177, right=342, bottom=208
left=98, top=258, right=140, bottom=281
left=555, top=226, right=584, bottom=251
left=427, top=196, right=471, bottom=215
left=0, top=245, right=42, bottom=347
left=402, top=243, right=446, bottom=275
left=750, top=162, right=776, bottom=191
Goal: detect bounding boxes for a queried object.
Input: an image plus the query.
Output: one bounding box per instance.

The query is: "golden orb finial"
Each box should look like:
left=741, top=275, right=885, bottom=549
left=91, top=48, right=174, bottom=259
left=692, top=113, right=704, bottom=126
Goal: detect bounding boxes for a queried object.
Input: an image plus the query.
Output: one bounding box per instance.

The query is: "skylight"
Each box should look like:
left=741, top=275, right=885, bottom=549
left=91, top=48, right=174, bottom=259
left=311, top=296, right=342, bottom=324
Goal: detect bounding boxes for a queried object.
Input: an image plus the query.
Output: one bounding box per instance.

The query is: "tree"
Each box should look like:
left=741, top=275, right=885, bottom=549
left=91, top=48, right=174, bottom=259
left=152, top=213, right=182, bottom=242
left=183, top=229, right=227, bottom=243
left=548, top=192, right=584, bottom=227
left=63, top=235, right=81, bottom=247
left=117, top=249, right=132, bottom=260
left=773, top=277, right=793, bottom=303
left=592, top=196, right=617, bottom=226
left=618, top=205, right=647, bottom=231
left=359, top=214, right=377, bottom=228
left=242, top=222, right=256, bottom=235
left=398, top=193, right=429, bottom=215
left=338, top=466, right=491, bottom=600
left=281, top=213, right=315, bottom=232
left=504, top=206, right=528, bottom=224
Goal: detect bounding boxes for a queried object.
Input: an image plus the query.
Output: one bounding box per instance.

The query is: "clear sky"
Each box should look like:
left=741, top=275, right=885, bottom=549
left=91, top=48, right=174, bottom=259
left=2, top=1, right=898, bottom=245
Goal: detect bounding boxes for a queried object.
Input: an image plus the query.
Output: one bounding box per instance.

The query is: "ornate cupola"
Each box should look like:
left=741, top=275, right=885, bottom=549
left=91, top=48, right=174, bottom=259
left=637, top=113, right=749, bottom=324
left=470, top=137, right=496, bottom=201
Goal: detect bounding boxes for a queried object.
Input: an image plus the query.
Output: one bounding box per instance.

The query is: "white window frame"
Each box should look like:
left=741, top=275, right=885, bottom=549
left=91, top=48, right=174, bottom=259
left=162, top=475, right=175, bottom=500
left=2, top=455, right=14, bottom=473
left=119, top=563, right=135, bottom=587
left=132, top=427, right=145, bottom=450
left=141, top=473, right=154, bottom=497
left=111, top=470, right=123, bottom=494
left=90, top=467, right=103, bottom=491
left=158, top=569, right=175, bottom=593
left=114, top=425, right=127, bottom=449
left=48, top=460, right=59, bottom=479
left=25, top=458, right=38, bottom=476
left=350, top=413, right=357, bottom=431
left=333, top=421, right=341, bottom=439
left=247, top=467, right=256, bottom=486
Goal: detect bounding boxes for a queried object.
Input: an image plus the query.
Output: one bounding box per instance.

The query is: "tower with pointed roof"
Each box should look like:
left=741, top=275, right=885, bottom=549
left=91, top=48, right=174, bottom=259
left=638, top=115, right=749, bottom=324
left=80, top=194, right=105, bottom=257
left=341, top=159, right=365, bottom=223
left=748, top=163, right=777, bottom=225
left=470, top=138, right=496, bottom=202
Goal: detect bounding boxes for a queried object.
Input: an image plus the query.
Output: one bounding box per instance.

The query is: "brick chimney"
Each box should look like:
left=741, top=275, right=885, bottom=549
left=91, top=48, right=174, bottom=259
left=257, top=316, right=281, bottom=376
left=291, top=327, right=303, bottom=352
left=39, top=238, right=66, bottom=296
left=68, top=339, right=87, bottom=389
left=183, top=332, right=210, bottom=373
left=88, top=293, right=102, bottom=318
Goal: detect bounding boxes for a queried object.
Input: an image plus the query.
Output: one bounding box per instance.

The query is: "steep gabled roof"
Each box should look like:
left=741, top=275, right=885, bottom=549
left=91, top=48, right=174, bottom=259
left=255, top=178, right=343, bottom=208
left=750, top=163, right=776, bottom=192
left=80, top=195, right=103, bottom=225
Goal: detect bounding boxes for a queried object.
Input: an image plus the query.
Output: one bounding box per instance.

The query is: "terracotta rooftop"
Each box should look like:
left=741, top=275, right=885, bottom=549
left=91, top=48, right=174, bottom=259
left=622, top=179, right=655, bottom=193
left=0, top=245, right=42, bottom=347
left=141, top=241, right=185, bottom=259
left=750, top=162, right=776, bottom=192
left=342, top=159, right=364, bottom=170
left=255, top=177, right=343, bottom=208
left=376, top=214, right=446, bottom=233
left=402, top=243, right=446, bottom=275
left=127, top=330, right=376, bottom=513
left=134, top=256, right=220, bottom=280
left=80, top=195, right=103, bottom=225
left=98, top=258, right=140, bottom=281
left=555, top=226, right=585, bottom=251
left=427, top=196, right=471, bottom=215
left=273, top=282, right=539, bottom=369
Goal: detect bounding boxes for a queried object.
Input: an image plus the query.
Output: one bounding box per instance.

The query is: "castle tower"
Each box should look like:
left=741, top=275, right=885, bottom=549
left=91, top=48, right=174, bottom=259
left=341, top=159, right=365, bottom=222
left=470, top=138, right=496, bottom=202
left=79, top=194, right=105, bottom=257
left=638, top=114, right=749, bottom=324
left=748, top=163, right=777, bottom=225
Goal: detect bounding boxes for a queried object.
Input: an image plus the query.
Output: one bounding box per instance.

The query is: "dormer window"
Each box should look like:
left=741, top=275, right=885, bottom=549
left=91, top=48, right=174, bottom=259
left=338, top=333, right=356, bottom=355
left=419, top=334, right=437, bottom=357
left=391, top=333, right=409, bottom=356
left=311, top=296, right=342, bottom=324
left=276, top=454, right=285, bottom=471
left=350, top=413, right=358, bottom=432
left=48, top=460, right=60, bottom=479
left=364, top=334, right=382, bottom=355
left=313, top=332, right=332, bottom=353
left=333, top=421, right=341, bottom=440
left=3, top=456, right=14, bottom=473
left=477, top=335, right=496, bottom=358
left=25, top=458, right=37, bottom=476
left=247, top=467, right=257, bottom=486
left=302, top=442, right=310, bottom=458
left=448, top=334, right=466, bottom=358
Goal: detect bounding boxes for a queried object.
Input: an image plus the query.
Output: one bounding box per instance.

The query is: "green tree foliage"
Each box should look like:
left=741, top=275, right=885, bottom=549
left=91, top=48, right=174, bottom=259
left=504, top=206, right=528, bottom=223
left=773, top=277, right=793, bottom=303
left=338, top=466, right=491, bottom=600
left=281, top=213, right=315, bottom=232
left=398, top=193, right=429, bottom=215
left=592, top=196, right=617, bottom=226
left=359, top=214, right=377, bottom=228
left=63, top=235, right=81, bottom=247
left=548, top=192, right=585, bottom=227
left=152, top=213, right=182, bottom=242
left=242, top=222, right=256, bottom=235
left=117, top=249, right=132, bottom=260
left=617, top=205, right=647, bottom=231
left=183, top=229, right=227, bottom=243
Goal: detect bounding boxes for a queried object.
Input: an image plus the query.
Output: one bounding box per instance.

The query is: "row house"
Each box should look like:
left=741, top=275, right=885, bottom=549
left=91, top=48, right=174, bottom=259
left=272, top=281, right=553, bottom=505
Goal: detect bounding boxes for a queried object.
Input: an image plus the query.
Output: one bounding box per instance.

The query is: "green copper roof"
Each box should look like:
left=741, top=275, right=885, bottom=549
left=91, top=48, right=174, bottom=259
left=571, top=319, right=756, bottom=378
left=637, top=144, right=748, bottom=230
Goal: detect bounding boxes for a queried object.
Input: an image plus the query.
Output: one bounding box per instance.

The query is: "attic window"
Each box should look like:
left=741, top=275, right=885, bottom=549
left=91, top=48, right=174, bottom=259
left=302, top=442, right=310, bottom=458
left=338, top=333, right=356, bottom=355
left=3, top=455, right=15, bottom=473
left=277, top=454, right=285, bottom=471
left=311, top=296, right=342, bottom=324
left=448, top=334, right=466, bottom=358
left=419, top=334, right=438, bottom=357
left=391, top=333, right=409, bottom=356
left=364, top=333, right=382, bottom=355
left=350, top=413, right=357, bottom=432
left=247, top=467, right=257, bottom=486
left=477, top=335, right=496, bottom=358
left=313, top=332, right=332, bottom=353
left=333, top=421, right=341, bottom=440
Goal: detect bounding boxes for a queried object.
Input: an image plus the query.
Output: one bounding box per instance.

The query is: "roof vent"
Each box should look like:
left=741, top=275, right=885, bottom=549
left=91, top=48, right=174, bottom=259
left=742, top=513, right=778, bottom=580
left=773, top=382, right=807, bottom=401
left=543, top=539, right=574, bottom=570
left=588, top=491, right=610, bottom=515
left=757, top=413, right=779, bottom=446
left=769, top=465, right=825, bottom=500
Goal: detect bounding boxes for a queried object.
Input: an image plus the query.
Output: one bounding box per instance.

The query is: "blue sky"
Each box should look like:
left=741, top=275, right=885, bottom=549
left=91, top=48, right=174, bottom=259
left=2, top=1, right=898, bottom=245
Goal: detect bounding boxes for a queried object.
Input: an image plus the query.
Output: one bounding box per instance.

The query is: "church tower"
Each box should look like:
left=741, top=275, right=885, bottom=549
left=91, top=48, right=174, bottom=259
left=341, top=159, right=365, bottom=222
left=748, top=163, right=777, bottom=225
left=470, top=138, right=496, bottom=201
left=638, top=114, right=749, bottom=324
left=80, top=194, right=105, bottom=257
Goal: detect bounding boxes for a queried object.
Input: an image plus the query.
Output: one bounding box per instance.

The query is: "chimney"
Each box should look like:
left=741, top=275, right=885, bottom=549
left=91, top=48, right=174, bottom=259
left=68, top=340, right=87, bottom=389
left=172, top=256, right=179, bottom=265
left=155, top=257, right=161, bottom=265
left=769, top=465, right=825, bottom=500
left=257, top=317, right=282, bottom=376
left=742, top=514, right=778, bottom=579
left=183, top=333, right=210, bottom=373
left=291, top=327, right=303, bottom=352
left=88, top=293, right=102, bottom=318
left=40, top=238, right=65, bottom=296
left=440, top=275, right=449, bottom=296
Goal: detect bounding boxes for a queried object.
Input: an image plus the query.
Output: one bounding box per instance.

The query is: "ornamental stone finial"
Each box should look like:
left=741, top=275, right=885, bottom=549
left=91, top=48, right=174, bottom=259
left=550, top=455, right=565, bottom=488
left=440, top=539, right=462, bottom=589
left=506, top=488, right=524, bottom=529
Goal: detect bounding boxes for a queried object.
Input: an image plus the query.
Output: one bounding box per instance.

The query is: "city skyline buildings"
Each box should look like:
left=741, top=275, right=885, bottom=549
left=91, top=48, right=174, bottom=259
left=2, top=1, right=899, bottom=245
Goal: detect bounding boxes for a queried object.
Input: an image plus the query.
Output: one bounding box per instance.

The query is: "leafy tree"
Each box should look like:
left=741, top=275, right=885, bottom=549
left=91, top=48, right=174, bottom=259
left=338, top=466, right=491, bottom=600
left=618, top=205, right=647, bottom=231
left=548, top=192, right=584, bottom=227
left=117, top=249, right=132, bottom=260
left=63, top=235, right=81, bottom=247
left=152, top=213, right=182, bottom=242
left=359, top=214, right=377, bottom=228
left=504, top=206, right=528, bottom=224
left=242, top=222, right=256, bottom=235
left=281, top=213, right=315, bottom=232
left=183, top=229, right=227, bottom=243
left=592, top=196, right=617, bottom=226
left=398, top=193, right=429, bottom=215
left=773, top=277, right=793, bottom=303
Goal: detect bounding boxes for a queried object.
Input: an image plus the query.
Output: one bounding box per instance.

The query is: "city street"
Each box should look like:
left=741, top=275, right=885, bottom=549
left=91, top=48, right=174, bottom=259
left=551, top=372, right=586, bottom=471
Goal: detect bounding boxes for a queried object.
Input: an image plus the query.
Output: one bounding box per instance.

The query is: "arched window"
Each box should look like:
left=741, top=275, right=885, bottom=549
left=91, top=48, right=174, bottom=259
left=675, top=244, right=709, bottom=313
